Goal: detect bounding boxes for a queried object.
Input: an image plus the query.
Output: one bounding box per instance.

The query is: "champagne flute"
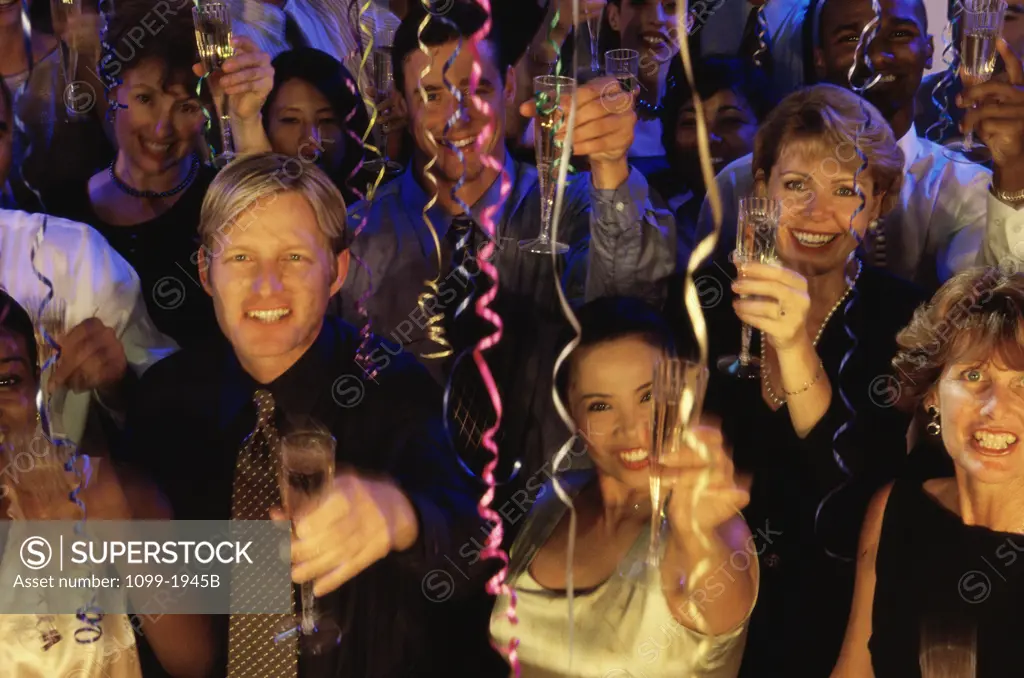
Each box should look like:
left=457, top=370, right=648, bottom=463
left=2, top=432, right=77, bottom=521
left=945, top=0, right=1006, bottom=163
left=605, top=49, right=640, bottom=93
left=1, top=433, right=76, bottom=652
left=520, top=75, right=576, bottom=255
left=620, top=357, right=708, bottom=580
left=363, top=28, right=403, bottom=180
left=51, top=0, right=84, bottom=116
left=920, top=623, right=978, bottom=678
left=586, top=11, right=602, bottom=77
left=277, top=430, right=342, bottom=655
left=193, top=2, right=236, bottom=162
left=717, top=196, right=781, bottom=379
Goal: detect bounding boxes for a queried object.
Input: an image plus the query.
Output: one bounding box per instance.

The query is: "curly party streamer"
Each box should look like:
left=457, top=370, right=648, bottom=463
left=814, top=102, right=875, bottom=564
left=465, top=0, right=516, bottom=670
left=674, top=0, right=734, bottom=660
left=926, top=2, right=964, bottom=141
left=30, top=218, right=102, bottom=643
left=349, top=0, right=386, bottom=380
left=545, top=0, right=581, bottom=667
left=752, top=1, right=770, bottom=68
left=417, top=7, right=455, bottom=360
left=848, top=0, right=883, bottom=93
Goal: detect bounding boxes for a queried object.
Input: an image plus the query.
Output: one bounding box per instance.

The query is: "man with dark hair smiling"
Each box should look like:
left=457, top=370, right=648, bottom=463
left=698, top=0, right=1024, bottom=293
left=336, top=0, right=675, bottom=486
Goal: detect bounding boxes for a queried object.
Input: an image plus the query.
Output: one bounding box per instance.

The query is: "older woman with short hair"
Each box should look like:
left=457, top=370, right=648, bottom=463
left=833, top=269, right=1024, bottom=678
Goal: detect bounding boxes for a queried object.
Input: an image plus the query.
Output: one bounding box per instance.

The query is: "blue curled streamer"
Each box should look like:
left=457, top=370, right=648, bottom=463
left=926, top=3, right=964, bottom=141
left=814, top=103, right=873, bottom=564
left=29, top=219, right=103, bottom=642
left=848, top=0, right=883, bottom=93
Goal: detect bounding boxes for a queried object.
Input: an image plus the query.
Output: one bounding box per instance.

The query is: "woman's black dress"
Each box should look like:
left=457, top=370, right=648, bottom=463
left=870, top=478, right=1024, bottom=677
left=669, top=259, right=926, bottom=677
left=45, top=165, right=221, bottom=349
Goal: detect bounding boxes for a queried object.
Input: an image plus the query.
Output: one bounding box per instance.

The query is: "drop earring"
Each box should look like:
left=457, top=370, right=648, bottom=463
left=926, top=405, right=941, bottom=436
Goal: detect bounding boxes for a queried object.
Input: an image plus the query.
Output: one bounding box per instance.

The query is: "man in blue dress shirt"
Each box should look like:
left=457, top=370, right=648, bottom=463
left=335, top=1, right=676, bottom=485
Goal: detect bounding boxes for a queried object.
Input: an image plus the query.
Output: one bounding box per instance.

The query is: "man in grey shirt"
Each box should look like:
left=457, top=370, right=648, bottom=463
left=334, top=2, right=675, bottom=481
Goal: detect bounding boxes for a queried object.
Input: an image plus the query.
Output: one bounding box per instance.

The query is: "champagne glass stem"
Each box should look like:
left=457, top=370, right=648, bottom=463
left=300, top=582, right=316, bottom=634
left=220, top=94, right=234, bottom=156
left=648, top=484, right=661, bottom=565
left=589, top=23, right=600, bottom=73
left=739, top=323, right=754, bottom=367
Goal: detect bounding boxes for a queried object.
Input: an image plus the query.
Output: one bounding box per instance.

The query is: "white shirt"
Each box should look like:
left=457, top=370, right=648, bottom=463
left=696, top=125, right=1024, bottom=290
left=0, top=458, right=142, bottom=678
left=0, top=210, right=178, bottom=443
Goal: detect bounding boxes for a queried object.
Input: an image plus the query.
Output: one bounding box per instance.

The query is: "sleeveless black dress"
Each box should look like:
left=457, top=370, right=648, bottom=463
left=870, top=479, right=1024, bottom=676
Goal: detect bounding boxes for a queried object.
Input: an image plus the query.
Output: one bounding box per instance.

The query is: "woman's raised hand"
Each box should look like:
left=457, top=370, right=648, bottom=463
left=731, top=261, right=811, bottom=352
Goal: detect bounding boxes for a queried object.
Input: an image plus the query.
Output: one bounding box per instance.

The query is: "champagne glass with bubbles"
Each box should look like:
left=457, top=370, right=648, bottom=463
left=276, top=430, right=342, bottom=655
left=717, top=196, right=781, bottom=379
left=920, top=623, right=977, bottom=678
left=945, top=0, right=1007, bottom=163
left=520, top=75, right=576, bottom=255
left=620, top=357, right=708, bottom=581
left=586, top=10, right=602, bottom=77
left=364, top=27, right=403, bottom=180
left=605, top=49, right=639, bottom=93
left=193, top=2, right=236, bottom=162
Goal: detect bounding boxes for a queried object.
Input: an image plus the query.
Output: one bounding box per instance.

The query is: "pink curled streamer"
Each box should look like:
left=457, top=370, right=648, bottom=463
left=466, top=0, right=518, bottom=671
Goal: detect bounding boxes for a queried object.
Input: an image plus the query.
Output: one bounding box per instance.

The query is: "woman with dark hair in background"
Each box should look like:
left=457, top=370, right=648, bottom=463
left=263, top=48, right=372, bottom=205
left=653, top=54, right=774, bottom=266
left=45, top=0, right=273, bottom=350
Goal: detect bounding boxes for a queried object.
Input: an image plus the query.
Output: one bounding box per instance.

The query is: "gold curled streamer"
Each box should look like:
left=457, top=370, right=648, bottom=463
left=357, top=0, right=387, bottom=199
left=547, top=0, right=582, bottom=666
left=677, top=0, right=758, bottom=654
left=415, top=5, right=452, bottom=360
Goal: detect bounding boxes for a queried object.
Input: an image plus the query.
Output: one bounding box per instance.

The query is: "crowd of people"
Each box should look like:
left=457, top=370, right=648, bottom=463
left=0, top=0, right=1023, bottom=676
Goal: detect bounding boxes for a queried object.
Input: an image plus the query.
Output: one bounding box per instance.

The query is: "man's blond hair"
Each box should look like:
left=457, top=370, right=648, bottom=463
left=198, top=153, right=348, bottom=257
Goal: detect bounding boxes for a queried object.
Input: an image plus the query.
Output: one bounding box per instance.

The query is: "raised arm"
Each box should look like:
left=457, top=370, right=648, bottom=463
left=831, top=483, right=892, bottom=678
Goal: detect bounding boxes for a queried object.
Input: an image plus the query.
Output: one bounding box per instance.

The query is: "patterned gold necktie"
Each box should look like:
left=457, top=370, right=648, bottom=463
left=227, top=390, right=298, bottom=678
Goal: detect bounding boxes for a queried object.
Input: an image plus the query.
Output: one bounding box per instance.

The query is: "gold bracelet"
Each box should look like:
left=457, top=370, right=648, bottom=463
left=781, top=361, right=825, bottom=396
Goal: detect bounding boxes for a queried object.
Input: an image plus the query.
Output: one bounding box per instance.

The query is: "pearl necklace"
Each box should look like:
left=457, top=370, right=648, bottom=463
left=761, top=259, right=863, bottom=407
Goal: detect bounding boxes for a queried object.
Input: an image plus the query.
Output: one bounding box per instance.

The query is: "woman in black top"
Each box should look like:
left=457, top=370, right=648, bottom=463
left=262, top=48, right=372, bottom=206
left=46, top=0, right=273, bottom=349
left=833, top=269, right=1024, bottom=678
left=683, top=84, right=928, bottom=677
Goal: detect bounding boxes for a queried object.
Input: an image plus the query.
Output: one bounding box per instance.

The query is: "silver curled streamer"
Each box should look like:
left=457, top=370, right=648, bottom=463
left=848, top=0, right=883, bottom=93
left=547, top=0, right=582, bottom=665
left=674, top=0, right=729, bottom=661
left=30, top=219, right=103, bottom=642
left=926, top=1, right=964, bottom=141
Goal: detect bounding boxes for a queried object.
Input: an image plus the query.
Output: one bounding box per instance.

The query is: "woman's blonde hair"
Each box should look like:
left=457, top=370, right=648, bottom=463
left=752, top=84, right=904, bottom=217
left=893, top=269, right=1024, bottom=410
left=198, top=153, right=349, bottom=258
